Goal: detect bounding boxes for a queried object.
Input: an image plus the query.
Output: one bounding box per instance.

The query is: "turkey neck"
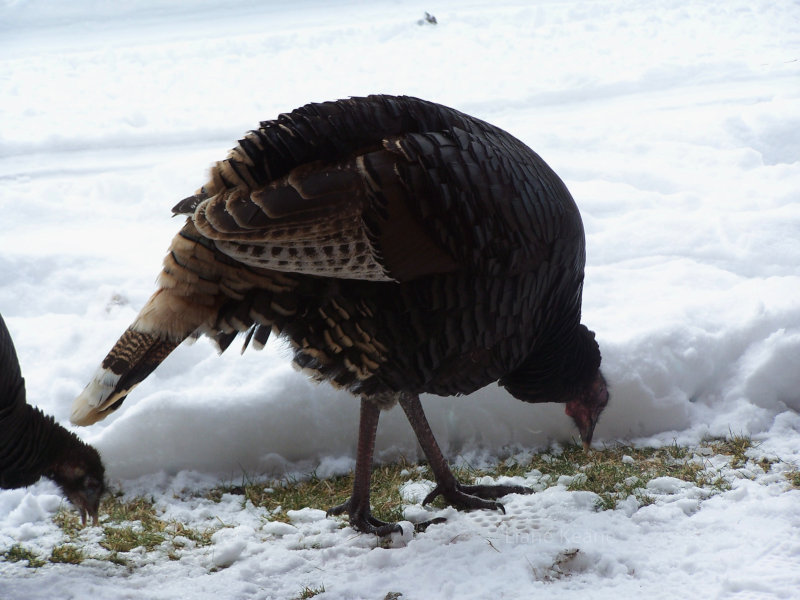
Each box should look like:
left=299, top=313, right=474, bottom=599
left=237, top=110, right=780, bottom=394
left=0, top=374, right=63, bottom=487
left=499, top=322, right=601, bottom=405
left=0, top=316, right=46, bottom=486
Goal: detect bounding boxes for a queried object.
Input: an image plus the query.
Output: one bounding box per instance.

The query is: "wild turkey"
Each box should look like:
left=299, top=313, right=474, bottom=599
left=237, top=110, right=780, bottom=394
left=72, top=95, right=608, bottom=535
left=0, top=314, right=105, bottom=525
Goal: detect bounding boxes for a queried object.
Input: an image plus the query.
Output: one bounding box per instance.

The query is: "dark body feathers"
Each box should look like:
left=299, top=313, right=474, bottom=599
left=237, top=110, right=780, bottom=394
left=1, top=314, right=105, bottom=524
left=187, top=96, right=588, bottom=400
left=73, top=95, right=608, bottom=534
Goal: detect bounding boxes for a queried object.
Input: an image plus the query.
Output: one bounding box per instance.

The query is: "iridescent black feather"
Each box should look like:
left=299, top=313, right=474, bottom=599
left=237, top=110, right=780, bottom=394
left=0, top=314, right=105, bottom=524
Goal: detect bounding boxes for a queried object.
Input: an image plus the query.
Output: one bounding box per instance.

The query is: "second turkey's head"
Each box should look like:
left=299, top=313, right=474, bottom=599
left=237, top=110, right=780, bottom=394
left=46, top=426, right=106, bottom=526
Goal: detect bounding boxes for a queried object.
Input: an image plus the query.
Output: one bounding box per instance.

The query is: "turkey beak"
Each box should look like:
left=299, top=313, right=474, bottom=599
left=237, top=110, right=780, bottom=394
left=82, top=499, right=100, bottom=527
left=68, top=477, right=104, bottom=527
left=565, top=399, right=598, bottom=453
left=70, top=492, right=99, bottom=527
left=579, top=420, right=595, bottom=453
left=83, top=482, right=103, bottom=527
left=566, top=371, right=609, bottom=453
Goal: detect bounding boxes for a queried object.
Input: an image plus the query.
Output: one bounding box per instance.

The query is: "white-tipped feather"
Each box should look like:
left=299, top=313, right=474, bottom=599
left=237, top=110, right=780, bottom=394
left=70, top=368, right=126, bottom=426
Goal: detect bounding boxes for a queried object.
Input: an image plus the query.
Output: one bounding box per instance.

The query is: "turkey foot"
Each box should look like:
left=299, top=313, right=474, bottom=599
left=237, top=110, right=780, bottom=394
left=327, top=498, right=402, bottom=536
left=400, top=393, right=533, bottom=517
left=422, top=481, right=533, bottom=512
left=327, top=398, right=403, bottom=536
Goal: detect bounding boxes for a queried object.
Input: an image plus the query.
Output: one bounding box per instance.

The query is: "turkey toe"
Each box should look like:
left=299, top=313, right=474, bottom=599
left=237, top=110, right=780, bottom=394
left=327, top=497, right=402, bottom=536
left=422, top=482, right=531, bottom=512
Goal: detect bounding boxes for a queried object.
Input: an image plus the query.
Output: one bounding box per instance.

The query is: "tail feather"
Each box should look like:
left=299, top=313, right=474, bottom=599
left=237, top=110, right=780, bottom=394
left=71, top=328, right=180, bottom=425
left=73, top=222, right=228, bottom=426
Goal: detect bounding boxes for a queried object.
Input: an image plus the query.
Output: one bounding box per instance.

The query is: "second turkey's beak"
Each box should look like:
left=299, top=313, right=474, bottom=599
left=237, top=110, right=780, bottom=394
left=579, top=419, right=595, bottom=453
left=84, top=487, right=102, bottom=527
left=67, top=477, right=105, bottom=527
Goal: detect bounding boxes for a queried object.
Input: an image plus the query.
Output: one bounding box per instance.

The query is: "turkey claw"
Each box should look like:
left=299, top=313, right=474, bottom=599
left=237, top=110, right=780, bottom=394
left=422, top=482, right=533, bottom=513
left=327, top=498, right=402, bottom=536
left=412, top=517, right=448, bottom=533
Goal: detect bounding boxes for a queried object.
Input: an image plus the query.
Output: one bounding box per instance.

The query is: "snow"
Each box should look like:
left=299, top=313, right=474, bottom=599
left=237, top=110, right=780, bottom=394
left=1, top=0, right=799, bottom=597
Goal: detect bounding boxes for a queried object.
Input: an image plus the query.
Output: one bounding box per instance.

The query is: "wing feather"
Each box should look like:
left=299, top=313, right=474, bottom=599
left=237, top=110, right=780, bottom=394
left=172, top=95, right=580, bottom=285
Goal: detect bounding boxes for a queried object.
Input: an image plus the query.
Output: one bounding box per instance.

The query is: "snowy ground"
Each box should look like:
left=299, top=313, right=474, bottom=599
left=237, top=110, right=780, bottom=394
left=1, top=0, right=799, bottom=598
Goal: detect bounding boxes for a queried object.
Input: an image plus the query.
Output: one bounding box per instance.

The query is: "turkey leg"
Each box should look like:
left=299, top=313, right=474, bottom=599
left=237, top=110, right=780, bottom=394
left=326, top=398, right=402, bottom=536
left=399, top=393, right=532, bottom=512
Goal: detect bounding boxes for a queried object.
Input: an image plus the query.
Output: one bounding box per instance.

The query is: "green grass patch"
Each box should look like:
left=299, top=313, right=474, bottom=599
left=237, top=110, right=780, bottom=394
left=208, top=459, right=415, bottom=526
left=3, top=434, right=788, bottom=574
left=451, top=442, right=725, bottom=511
left=206, top=441, right=737, bottom=519
left=48, top=490, right=217, bottom=566
left=98, top=495, right=167, bottom=553
left=205, top=435, right=780, bottom=520
left=100, top=524, right=166, bottom=553
left=704, top=433, right=753, bottom=468
left=97, top=494, right=216, bottom=554
left=293, top=584, right=326, bottom=599
left=52, top=507, right=83, bottom=539
left=49, top=544, right=84, bottom=564
left=2, top=544, right=46, bottom=568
